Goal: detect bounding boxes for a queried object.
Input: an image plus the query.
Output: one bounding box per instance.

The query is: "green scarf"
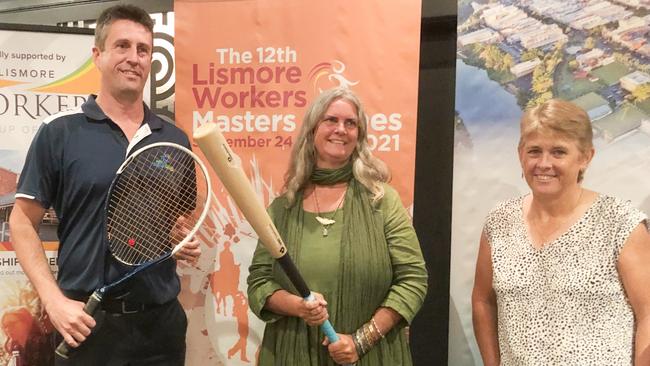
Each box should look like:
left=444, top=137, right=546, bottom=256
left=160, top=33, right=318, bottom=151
left=272, top=173, right=392, bottom=364
left=310, top=163, right=353, bottom=186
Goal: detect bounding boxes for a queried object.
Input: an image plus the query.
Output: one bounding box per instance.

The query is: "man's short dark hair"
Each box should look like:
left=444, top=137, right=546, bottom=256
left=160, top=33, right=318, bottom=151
left=95, top=4, right=154, bottom=50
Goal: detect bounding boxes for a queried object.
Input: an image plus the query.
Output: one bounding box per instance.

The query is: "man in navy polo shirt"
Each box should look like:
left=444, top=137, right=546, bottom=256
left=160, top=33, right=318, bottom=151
left=9, top=4, right=200, bottom=365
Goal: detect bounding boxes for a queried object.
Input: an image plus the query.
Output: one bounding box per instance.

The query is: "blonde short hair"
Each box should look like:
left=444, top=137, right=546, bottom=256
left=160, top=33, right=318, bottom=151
left=519, top=99, right=593, bottom=152
left=519, top=99, right=594, bottom=181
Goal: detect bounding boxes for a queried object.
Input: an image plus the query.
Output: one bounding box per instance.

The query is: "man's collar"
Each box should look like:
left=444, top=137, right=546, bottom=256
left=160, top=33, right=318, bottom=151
left=82, top=94, right=162, bottom=130
left=143, top=103, right=162, bottom=130
left=81, top=94, right=106, bottom=120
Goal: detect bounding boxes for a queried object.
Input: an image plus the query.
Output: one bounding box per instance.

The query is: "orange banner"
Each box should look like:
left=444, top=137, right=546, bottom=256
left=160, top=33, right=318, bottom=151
left=175, top=1, right=421, bottom=364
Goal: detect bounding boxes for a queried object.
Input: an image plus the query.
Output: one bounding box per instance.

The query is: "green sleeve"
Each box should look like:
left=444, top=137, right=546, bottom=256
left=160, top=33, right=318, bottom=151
left=379, top=185, right=428, bottom=324
left=246, top=198, right=284, bottom=323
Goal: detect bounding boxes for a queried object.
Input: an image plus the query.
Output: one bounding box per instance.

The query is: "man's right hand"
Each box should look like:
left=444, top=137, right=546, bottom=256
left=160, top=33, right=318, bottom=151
left=10, top=198, right=97, bottom=348
left=44, top=293, right=96, bottom=348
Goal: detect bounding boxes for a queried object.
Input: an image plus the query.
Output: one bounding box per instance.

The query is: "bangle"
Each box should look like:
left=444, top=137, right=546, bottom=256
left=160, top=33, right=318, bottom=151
left=371, top=317, right=385, bottom=339
left=355, top=327, right=369, bottom=355
left=353, top=318, right=384, bottom=359
left=362, top=322, right=373, bottom=347
left=352, top=332, right=363, bottom=356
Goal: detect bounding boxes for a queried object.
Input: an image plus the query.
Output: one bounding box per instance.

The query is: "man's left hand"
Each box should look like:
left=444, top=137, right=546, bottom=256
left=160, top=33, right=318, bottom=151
left=171, top=215, right=201, bottom=265
left=174, top=237, right=201, bottom=265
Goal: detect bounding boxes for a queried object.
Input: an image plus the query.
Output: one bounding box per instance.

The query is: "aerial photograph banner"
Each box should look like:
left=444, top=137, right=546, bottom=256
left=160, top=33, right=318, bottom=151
left=174, top=0, right=422, bottom=364
left=449, top=0, right=650, bottom=364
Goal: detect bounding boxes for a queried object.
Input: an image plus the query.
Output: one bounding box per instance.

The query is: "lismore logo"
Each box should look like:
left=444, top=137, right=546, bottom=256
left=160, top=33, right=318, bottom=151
left=308, top=60, right=359, bottom=93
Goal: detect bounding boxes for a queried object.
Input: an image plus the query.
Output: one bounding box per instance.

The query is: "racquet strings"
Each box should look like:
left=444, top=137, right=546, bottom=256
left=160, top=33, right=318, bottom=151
left=106, top=145, right=206, bottom=265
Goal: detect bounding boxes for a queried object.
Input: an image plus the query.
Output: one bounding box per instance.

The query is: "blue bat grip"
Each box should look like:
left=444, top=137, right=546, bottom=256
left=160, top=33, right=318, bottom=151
left=321, top=320, right=340, bottom=342
left=304, top=293, right=339, bottom=342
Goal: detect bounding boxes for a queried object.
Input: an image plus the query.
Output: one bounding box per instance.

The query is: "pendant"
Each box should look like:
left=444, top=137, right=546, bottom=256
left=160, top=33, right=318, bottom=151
left=315, top=216, right=335, bottom=226
left=316, top=216, right=334, bottom=237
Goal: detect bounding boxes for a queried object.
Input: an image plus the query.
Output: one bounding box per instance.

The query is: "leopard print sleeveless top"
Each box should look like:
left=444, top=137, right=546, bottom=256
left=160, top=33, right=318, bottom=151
left=484, top=194, right=647, bottom=365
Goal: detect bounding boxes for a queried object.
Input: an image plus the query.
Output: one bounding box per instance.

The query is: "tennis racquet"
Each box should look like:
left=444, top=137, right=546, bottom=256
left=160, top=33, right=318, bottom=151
left=55, top=142, right=212, bottom=358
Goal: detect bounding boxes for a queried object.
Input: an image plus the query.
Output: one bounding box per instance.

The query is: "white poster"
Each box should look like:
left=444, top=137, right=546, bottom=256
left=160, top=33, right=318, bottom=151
left=0, top=26, right=98, bottom=365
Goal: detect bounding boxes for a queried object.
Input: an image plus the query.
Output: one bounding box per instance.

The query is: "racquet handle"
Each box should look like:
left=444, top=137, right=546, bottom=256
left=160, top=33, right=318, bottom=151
left=304, top=292, right=339, bottom=343
left=54, top=291, right=103, bottom=359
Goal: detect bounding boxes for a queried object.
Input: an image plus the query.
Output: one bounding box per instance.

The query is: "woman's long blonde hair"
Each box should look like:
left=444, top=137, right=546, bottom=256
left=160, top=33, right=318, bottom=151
left=283, top=87, right=390, bottom=206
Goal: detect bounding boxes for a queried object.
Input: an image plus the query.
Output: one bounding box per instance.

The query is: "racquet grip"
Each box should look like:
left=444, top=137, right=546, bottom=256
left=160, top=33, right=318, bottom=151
left=304, top=293, right=339, bottom=342
left=55, top=291, right=103, bottom=359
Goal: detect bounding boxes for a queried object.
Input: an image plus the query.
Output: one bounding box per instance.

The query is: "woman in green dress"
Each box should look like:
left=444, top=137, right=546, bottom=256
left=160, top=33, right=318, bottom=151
left=247, top=87, right=428, bottom=365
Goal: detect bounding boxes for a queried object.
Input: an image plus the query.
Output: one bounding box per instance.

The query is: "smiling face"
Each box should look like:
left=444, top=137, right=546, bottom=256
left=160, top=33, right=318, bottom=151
left=313, top=98, right=359, bottom=169
left=519, top=131, right=593, bottom=197
left=92, top=19, right=152, bottom=100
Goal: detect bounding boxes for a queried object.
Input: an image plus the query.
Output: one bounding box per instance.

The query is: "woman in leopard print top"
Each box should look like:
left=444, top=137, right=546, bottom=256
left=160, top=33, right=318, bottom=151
left=472, top=99, right=650, bottom=365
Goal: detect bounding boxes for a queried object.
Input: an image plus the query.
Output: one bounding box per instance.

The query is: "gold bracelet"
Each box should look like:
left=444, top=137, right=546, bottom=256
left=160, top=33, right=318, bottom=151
left=356, top=327, right=370, bottom=355
left=364, top=321, right=377, bottom=344
left=354, top=318, right=385, bottom=359
left=352, top=331, right=363, bottom=356
left=364, top=324, right=374, bottom=349
left=371, top=317, right=385, bottom=339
